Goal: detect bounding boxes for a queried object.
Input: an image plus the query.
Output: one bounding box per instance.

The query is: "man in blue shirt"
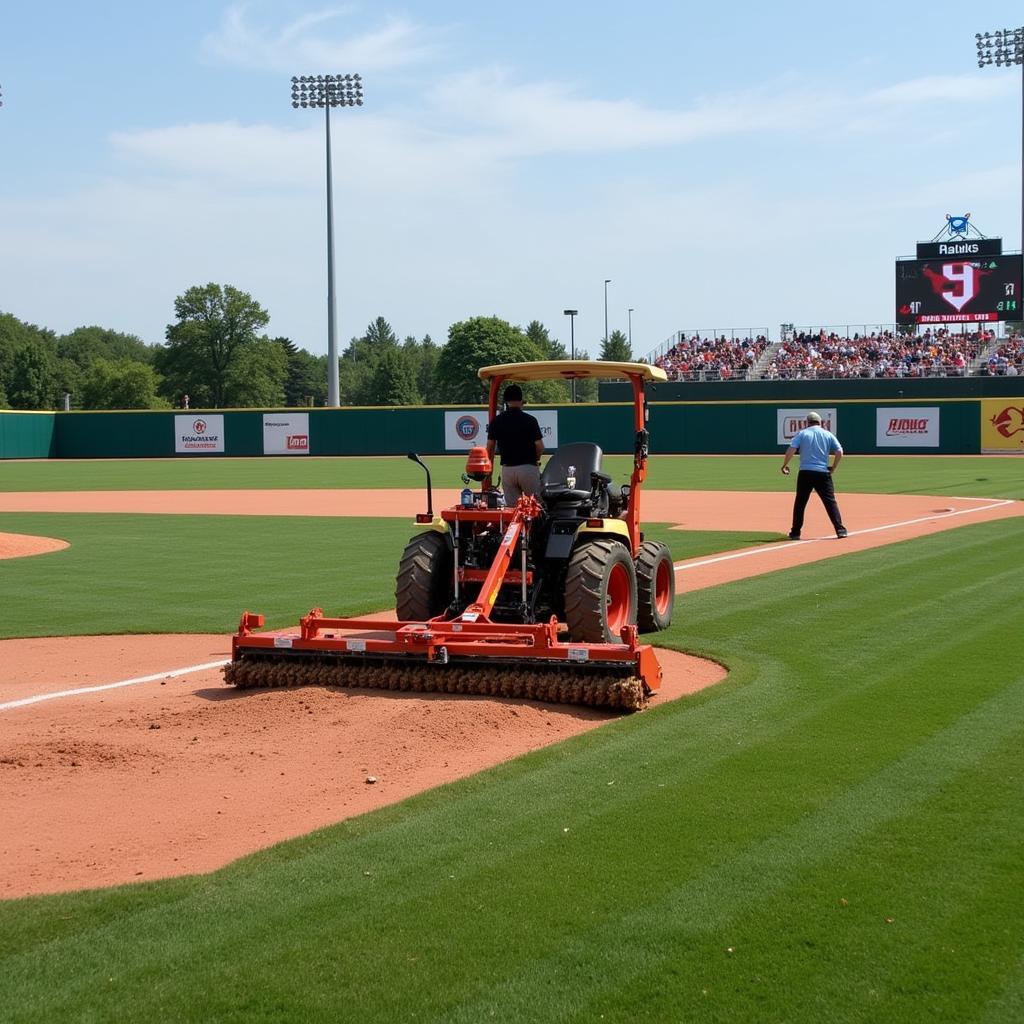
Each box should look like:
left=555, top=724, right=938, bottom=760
left=780, top=411, right=848, bottom=540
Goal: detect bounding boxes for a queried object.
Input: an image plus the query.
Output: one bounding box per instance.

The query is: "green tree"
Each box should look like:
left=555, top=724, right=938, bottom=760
left=526, top=320, right=568, bottom=360
left=0, top=313, right=58, bottom=407
left=275, top=337, right=327, bottom=407
left=370, top=347, right=421, bottom=405
left=7, top=342, right=58, bottom=409
left=223, top=338, right=288, bottom=407
left=600, top=328, right=632, bottom=362
left=156, top=284, right=270, bottom=407
left=433, top=317, right=570, bottom=404
left=80, top=358, right=169, bottom=409
left=58, top=326, right=156, bottom=369
left=364, top=316, right=398, bottom=349
left=339, top=317, right=402, bottom=405
left=411, top=335, right=441, bottom=404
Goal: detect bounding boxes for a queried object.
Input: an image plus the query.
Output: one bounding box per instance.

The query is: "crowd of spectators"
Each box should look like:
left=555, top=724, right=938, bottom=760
left=654, top=334, right=770, bottom=381
left=985, top=337, right=1024, bottom=376
left=759, top=329, right=994, bottom=380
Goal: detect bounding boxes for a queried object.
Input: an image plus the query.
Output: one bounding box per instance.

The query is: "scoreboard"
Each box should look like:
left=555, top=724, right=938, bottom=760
left=895, top=254, right=1022, bottom=325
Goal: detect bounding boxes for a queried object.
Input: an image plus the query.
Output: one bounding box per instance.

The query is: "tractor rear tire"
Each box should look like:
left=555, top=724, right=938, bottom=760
left=396, top=531, right=453, bottom=622
left=635, top=540, right=675, bottom=633
left=564, top=539, right=638, bottom=643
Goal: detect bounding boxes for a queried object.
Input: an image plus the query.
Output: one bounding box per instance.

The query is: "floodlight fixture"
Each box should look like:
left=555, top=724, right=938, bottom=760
left=290, top=72, right=365, bottom=407
left=974, top=27, right=1024, bottom=254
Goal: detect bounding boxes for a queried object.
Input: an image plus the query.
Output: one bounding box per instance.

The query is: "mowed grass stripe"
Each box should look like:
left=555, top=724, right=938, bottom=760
left=2, top=455, right=1023, bottom=498
left=439, top=679, right=1024, bottom=1024
left=1, top=521, right=1021, bottom=1022
left=0, top=512, right=772, bottom=638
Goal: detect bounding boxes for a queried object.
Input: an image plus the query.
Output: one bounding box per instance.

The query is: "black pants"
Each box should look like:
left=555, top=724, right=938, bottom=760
left=791, top=470, right=845, bottom=535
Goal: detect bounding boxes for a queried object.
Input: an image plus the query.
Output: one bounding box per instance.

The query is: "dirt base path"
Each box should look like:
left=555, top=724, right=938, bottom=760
left=0, top=638, right=721, bottom=898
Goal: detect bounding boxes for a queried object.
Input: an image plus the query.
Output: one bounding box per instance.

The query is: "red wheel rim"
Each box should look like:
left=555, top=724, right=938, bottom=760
left=606, top=562, right=632, bottom=635
left=654, top=557, right=672, bottom=616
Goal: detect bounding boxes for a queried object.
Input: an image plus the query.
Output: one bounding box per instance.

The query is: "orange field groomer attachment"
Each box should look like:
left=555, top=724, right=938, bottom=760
left=226, top=359, right=672, bottom=711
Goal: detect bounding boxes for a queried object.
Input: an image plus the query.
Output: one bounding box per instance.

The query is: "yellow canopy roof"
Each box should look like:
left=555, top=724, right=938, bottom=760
left=478, top=360, right=667, bottom=383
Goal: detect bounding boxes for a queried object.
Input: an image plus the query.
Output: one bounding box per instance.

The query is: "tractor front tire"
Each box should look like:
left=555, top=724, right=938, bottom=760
left=636, top=540, right=675, bottom=632
left=396, top=531, right=453, bottom=622
left=564, top=539, right=638, bottom=643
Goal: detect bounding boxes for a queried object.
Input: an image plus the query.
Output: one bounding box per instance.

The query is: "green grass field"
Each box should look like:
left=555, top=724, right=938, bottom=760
left=0, top=513, right=774, bottom=637
left=0, top=457, right=1021, bottom=1022
left=3, top=454, right=1024, bottom=498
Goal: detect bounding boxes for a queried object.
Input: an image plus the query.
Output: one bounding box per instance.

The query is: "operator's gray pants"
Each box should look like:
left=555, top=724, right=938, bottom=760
left=501, top=464, right=541, bottom=506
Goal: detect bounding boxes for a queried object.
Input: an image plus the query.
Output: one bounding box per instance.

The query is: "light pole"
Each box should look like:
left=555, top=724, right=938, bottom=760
left=603, top=279, right=611, bottom=355
left=292, top=73, right=363, bottom=407
left=563, top=309, right=578, bottom=402
left=976, top=27, right=1024, bottom=254
left=628, top=307, right=634, bottom=352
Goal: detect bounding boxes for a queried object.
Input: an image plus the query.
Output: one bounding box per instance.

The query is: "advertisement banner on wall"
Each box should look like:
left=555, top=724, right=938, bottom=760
left=263, top=413, right=310, bottom=455
left=875, top=407, right=940, bottom=447
left=980, top=398, right=1024, bottom=453
left=444, top=410, right=558, bottom=451
left=174, top=414, right=225, bottom=453
left=777, top=408, right=837, bottom=446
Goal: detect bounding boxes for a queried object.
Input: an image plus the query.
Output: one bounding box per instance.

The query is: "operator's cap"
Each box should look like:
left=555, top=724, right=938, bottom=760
left=806, top=411, right=822, bottom=424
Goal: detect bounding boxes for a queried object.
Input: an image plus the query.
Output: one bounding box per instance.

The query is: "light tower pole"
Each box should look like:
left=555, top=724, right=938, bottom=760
left=291, top=73, right=363, bottom=407
left=603, top=279, right=611, bottom=355
left=563, top=309, right=578, bottom=402
left=628, top=307, right=634, bottom=352
left=976, top=27, right=1024, bottom=255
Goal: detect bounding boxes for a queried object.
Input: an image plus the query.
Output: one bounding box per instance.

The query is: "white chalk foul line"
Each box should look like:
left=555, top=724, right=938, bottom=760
left=674, top=499, right=1015, bottom=574
left=4, top=499, right=1016, bottom=712
left=0, top=659, right=230, bottom=712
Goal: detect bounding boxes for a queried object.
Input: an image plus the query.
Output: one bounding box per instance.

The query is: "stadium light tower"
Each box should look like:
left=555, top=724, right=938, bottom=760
left=976, top=28, right=1024, bottom=253
left=563, top=309, right=578, bottom=402
left=603, top=279, right=611, bottom=354
left=628, top=307, right=634, bottom=350
left=291, top=73, right=363, bottom=407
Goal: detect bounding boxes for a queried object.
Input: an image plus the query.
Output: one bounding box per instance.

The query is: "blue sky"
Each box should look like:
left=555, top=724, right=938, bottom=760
left=2, top=1, right=1022, bottom=358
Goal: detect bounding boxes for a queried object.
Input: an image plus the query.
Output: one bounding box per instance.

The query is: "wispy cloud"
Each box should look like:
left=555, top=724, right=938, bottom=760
left=202, top=3, right=437, bottom=72
left=426, top=68, right=1016, bottom=159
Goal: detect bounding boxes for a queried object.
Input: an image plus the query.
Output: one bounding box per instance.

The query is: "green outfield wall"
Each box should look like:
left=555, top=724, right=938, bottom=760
left=0, top=396, right=1018, bottom=458
left=0, top=411, right=56, bottom=459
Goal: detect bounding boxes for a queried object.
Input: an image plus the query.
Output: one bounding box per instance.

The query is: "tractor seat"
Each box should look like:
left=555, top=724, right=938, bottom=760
left=540, top=443, right=611, bottom=514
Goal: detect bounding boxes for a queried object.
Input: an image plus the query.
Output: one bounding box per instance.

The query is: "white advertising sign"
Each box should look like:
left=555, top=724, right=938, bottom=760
left=174, top=414, right=225, bottom=453
left=876, top=407, right=940, bottom=448
left=777, top=408, right=838, bottom=446
left=263, top=413, right=310, bottom=455
left=444, top=410, right=558, bottom=451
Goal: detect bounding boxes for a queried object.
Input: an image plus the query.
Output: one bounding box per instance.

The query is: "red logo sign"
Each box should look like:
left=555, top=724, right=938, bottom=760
left=286, top=434, right=309, bottom=450
left=991, top=406, right=1024, bottom=439
left=192, top=419, right=207, bottom=434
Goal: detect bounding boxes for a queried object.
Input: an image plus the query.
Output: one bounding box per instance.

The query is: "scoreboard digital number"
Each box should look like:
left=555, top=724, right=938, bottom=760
left=895, top=254, right=1022, bottom=325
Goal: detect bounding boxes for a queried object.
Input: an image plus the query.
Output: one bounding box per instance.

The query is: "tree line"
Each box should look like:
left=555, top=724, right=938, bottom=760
left=0, top=283, right=634, bottom=410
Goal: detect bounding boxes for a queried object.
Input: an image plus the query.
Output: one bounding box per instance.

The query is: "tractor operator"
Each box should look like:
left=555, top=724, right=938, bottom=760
left=485, top=383, right=545, bottom=505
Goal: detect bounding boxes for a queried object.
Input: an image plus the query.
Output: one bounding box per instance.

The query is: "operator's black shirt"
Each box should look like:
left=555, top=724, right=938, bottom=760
left=486, top=408, right=543, bottom=467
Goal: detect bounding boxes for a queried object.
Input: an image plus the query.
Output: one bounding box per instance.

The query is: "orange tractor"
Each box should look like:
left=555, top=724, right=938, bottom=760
left=225, top=360, right=674, bottom=710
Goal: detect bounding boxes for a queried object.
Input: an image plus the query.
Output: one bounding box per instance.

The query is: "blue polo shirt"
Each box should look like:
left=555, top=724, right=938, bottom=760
left=790, top=425, right=842, bottom=472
